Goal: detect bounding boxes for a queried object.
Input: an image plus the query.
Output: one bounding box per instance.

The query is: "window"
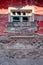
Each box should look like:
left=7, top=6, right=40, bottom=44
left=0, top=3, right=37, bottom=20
left=23, top=17, right=28, bottom=22
left=28, top=10, right=32, bottom=13
left=17, top=11, right=21, bottom=15
left=23, top=12, right=26, bottom=15
left=12, top=12, right=15, bottom=15
left=13, top=17, right=20, bottom=22
left=13, top=17, right=19, bottom=20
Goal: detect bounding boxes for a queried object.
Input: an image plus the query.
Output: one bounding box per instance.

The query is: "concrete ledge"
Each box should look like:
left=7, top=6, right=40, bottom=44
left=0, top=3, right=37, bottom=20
left=10, top=35, right=34, bottom=38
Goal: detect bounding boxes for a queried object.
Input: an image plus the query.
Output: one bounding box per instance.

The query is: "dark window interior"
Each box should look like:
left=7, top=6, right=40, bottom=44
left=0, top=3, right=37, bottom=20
left=17, top=12, right=21, bottom=15
left=23, top=12, right=25, bottom=15
left=13, top=17, right=19, bottom=20
left=23, top=17, right=28, bottom=21
left=13, top=17, right=20, bottom=22
left=12, top=12, right=15, bottom=15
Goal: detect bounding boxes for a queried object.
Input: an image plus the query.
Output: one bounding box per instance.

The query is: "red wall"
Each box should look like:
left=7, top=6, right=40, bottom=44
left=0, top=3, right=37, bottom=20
left=0, top=0, right=43, bottom=34
left=0, top=0, right=34, bottom=8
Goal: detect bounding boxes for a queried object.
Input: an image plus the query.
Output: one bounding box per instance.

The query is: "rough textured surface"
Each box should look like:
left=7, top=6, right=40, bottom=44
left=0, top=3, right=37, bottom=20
left=0, top=34, right=43, bottom=65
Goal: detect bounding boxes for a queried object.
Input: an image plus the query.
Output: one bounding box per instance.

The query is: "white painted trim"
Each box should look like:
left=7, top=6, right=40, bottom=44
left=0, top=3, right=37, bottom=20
left=8, top=5, right=34, bottom=22
left=8, top=5, right=34, bottom=14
